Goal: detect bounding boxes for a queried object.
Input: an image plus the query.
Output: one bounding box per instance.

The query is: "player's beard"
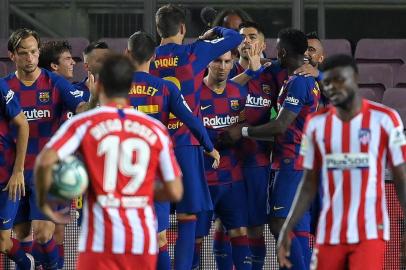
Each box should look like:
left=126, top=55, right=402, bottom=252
left=334, top=89, right=355, bottom=110
left=23, top=64, right=37, bottom=74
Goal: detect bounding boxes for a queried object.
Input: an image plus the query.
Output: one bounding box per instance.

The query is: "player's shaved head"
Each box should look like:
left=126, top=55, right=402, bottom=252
left=98, top=54, right=133, bottom=98
left=305, top=32, right=324, bottom=67
left=83, top=41, right=110, bottom=75
left=127, top=31, right=156, bottom=65
left=321, top=54, right=358, bottom=74
left=156, top=4, right=186, bottom=38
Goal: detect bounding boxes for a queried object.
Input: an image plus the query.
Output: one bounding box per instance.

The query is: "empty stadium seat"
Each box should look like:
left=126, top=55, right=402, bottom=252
left=41, top=37, right=89, bottom=61
left=264, top=38, right=277, bottom=59
left=0, top=62, right=7, bottom=77
left=357, top=63, right=394, bottom=100
left=0, top=39, right=8, bottom=59
left=321, top=39, right=352, bottom=57
left=382, top=88, right=406, bottom=125
left=99, top=38, right=127, bottom=54
left=355, top=39, right=406, bottom=72
left=358, top=87, right=381, bottom=103
left=394, top=64, right=406, bottom=88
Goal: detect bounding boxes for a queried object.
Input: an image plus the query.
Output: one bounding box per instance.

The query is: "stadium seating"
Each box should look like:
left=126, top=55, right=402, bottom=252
left=321, top=39, right=352, bottom=57
left=99, top=38, right=127, bottom=53
left=41, top=37, right=89, bottom=62
left=0, top=62, right=7, bottom=77
left=394, top=64, right=406, bottom=88
left=382, top=88, right=406, bottom=125
left=357, top=63, right=394, bottom=100
left=264, top=38, right=277, bottom=59
left=358, top=87, right=381, bottom=103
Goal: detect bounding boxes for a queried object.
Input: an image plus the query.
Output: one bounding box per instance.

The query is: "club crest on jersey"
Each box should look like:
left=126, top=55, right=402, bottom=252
left=230, top=99, right=240, bottom=110
left=358, top=129, right=371, bottom=145
left=38, top=91, right=50, bottom=103
left=262, top=84, right=271, bottom=94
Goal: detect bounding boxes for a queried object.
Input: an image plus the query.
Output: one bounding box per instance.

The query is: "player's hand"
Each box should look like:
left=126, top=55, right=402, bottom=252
left=40, top=202, right=71, bottom=225
left=294, top=63, right=320, bottom=78
left=3, top=171, right=25, bottom=202
left=247, top=42, right=263, bottom=71
left=277, top=229, right=293, bottom=269
left=198, top=28, right=217, bottom=41
left=227, top=124, right=244, bottom=142
left=206, top=149, right=220, bottom=169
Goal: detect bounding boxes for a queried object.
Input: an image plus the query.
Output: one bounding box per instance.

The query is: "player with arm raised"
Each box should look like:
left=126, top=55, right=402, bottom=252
left=152, top=4, right=243, bottom=269
left=35, top=54, right=183, bottom=270
left=278, top=54, right=406, bottom=270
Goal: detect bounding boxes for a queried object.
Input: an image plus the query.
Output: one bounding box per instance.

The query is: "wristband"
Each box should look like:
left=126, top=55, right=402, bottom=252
left=241, top=127, right=249, bottom=137
left=244, top=66, right=265, bottom=79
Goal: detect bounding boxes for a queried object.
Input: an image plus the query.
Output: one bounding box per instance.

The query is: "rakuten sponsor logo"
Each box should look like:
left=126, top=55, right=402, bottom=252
left=245, top=94, right=272, bottom=108
left=203, top=115, right=239, bottom=129
left=23, top=109, right=51, bottom=121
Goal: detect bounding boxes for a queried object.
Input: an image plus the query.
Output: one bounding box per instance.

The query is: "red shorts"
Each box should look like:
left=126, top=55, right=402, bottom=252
left=77, top=252, right=157, bottom=270
left=311, top=239, right=385, bottom=270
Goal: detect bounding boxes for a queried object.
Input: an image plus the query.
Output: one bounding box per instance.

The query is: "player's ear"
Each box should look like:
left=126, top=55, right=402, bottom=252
left=8, top=51, right=15, bottom=62
left=50, top=62, right=59, bottom=72
left=180, top=24, right=186, bottom=36
left=150, top=54, right=156, bottom=62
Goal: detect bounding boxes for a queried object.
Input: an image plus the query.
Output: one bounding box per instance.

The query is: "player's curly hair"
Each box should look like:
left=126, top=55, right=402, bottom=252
left=277, top=28, right=308, bottom=56
left=39, top=40, right=72, bottom=71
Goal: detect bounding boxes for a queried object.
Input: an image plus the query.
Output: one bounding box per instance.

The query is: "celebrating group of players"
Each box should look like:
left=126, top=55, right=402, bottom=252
left=0, top=3, right=405, bottom=270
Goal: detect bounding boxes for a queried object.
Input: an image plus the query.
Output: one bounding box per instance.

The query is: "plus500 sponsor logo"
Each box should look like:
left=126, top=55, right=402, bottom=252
left=23, top=109, right=51, bottom=121
left=245, top=94, right=272, bottom=108
left=326, top=153, right=369, bottom=170
left=203, top=115, right=239, bottom=129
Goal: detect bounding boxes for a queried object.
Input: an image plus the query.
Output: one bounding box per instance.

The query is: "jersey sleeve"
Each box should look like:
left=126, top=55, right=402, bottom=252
left=0, top=80, right=21, bottom=120
left=166, top=82, right=214, bottom=152
left=154, top=125, right=182, bottom=182
left=55, top=77, right=85, bottom=112
left=387, top=111, right=406, bottom=167
left=282, top=76, right=311, bottom=114
left=192, top=26, right=243, bottom=72
left=46, top=117, right=91, bottom=160
left=300, top=116, right=320, bottom=170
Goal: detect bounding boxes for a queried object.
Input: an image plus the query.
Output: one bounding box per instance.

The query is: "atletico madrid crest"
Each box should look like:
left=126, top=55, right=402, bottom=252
left=358, top=129, right=371, bottom=145
left=230, top=99, right=240, bottom=110
left=38, top=91, right=50, bottom=103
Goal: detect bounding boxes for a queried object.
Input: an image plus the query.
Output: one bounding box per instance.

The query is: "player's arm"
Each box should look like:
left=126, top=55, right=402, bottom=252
left=167, top=83, right=220, bottom=167
left=231, top=40, right=264, bottom=86
left=277, top=168, right=319, bottom=268
left=155, top=175, right=183, bottom=202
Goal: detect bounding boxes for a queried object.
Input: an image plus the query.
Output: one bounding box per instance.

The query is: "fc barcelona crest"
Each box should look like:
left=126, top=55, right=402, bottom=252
left=358, top=129, right=371, bottom=145
left=38, top=91, right=50, bottom=103
left=262, top=84, right=271, bottom=94
left=230, top=99, right=240, bottom=110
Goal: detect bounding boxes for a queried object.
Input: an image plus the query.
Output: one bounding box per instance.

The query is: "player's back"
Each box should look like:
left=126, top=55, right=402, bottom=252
left=52, top=105, right=175, bottom=255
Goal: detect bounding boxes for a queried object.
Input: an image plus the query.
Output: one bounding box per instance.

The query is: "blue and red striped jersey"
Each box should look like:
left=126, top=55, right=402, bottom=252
left=4, top=69, right=84, bottom=179
left=272, top=75, right=320, bottom=170
left=0, top=79, right=22, bottom=184
left=150, top=26, right=243, bottom=148
left=200, top=80, right=247, bottom=185
left=61, top=78, right=91, bottom=122
left=128, top=71, right=213, bottom=152
left=230, top=62, right=279, bottom=167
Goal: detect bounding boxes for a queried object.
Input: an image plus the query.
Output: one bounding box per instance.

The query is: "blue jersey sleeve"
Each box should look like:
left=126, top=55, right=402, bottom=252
left=166, top=82, right=214, bottom=152
left=0, top=80, right=21, bottom=120
left=191, top=27, right=243, bottom=72
left=55, top=77, right=85, bottom=112
left=282, top=76, right=313, bottom=114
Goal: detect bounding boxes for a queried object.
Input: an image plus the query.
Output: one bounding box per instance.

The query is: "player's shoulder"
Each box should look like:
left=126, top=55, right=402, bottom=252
left=123, top=107, right=168, bottom=132
left=306, top=107, right=331, bottom=124
left=226, top=80, right=247, bottom=94
left=365, top=99, right=401, bottom=125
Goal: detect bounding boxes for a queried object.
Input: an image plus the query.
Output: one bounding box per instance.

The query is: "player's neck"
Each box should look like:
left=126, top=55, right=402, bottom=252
left=134, top=62, right=150, bottom=73
left=204, top=76, right=226, bottom=94
left=100, top=96, right=127, bottom=107
left=238, top=57, right=249, bottom=69
left=287, top=57, right=304, bottom=75
left=335, top=94, right=363, bottom=121
left=160, top=36, right=183, bottom=45
left=16, top=67, right=41, bottom=82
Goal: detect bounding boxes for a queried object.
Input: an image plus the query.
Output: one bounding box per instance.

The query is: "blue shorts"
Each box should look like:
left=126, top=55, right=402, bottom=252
left=195, top=210, right=214, bottom=238
left=243, top=166, right=270, bottom=227
left=204, top=181, right=248, bottom=231
left=155, top=201, right=170, bottom=233
left=174, top=146, right=213, bottom=214
left=268, top=169, right=310, bottom=232
left=14, top=171, right=48, bottom=224
left=0, top=184, right=20, bottom=230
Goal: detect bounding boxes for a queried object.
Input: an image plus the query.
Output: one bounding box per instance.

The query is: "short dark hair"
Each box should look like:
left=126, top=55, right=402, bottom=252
left=128, top=31, right=156, bottom=65
left=278, top=28, right=308, bottom=56
left=238, top=21, right=264, bottom=36
left=39, top=40, right=72, bottom=70
left=212, top=8, right=252, bottom=28
left=8, top=28, right=40, bottom=52
left=155, top=4, right=186, bottom=38
left=320, top=54, right=358, bottom=74
left=84, top=41, right=109, bottom=55
left=306, top=31, right=320, bottom=40
left=98, top=54, right=133, bottom=98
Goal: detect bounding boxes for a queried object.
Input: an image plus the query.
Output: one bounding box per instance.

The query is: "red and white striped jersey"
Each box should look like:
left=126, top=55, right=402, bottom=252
left=46, top=103, right=181, bottom=255
left=300, top=99, right=406, bottom=245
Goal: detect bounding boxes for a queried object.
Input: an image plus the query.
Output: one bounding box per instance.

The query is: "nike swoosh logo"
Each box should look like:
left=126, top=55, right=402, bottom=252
left=200, top=105, right=212, bottom=110
left=273, top=206, right=284, bottom=211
